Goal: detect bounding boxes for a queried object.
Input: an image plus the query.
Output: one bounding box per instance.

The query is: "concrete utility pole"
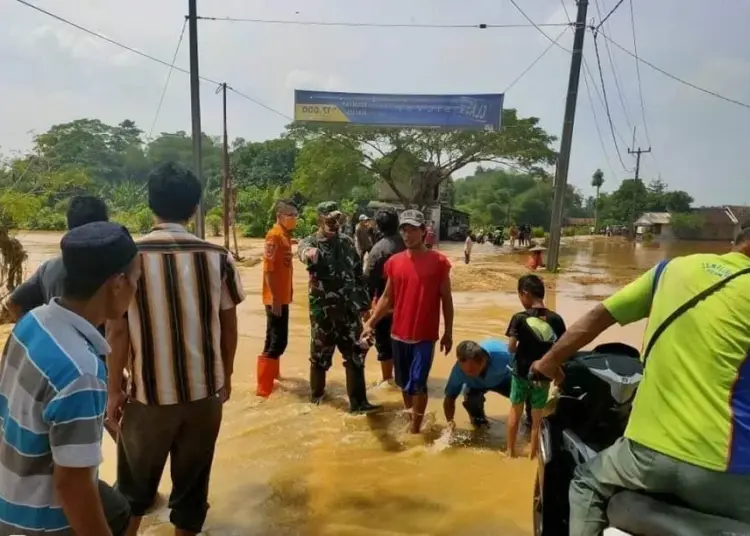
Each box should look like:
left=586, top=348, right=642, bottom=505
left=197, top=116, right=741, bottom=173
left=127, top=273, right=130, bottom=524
left=219, top=82, right=231, bottom=249
left=188, top=0, right=205, bottom=238
left=628, top=146, right=651, bottom=182
left=547, top=0, right=589, bottom=273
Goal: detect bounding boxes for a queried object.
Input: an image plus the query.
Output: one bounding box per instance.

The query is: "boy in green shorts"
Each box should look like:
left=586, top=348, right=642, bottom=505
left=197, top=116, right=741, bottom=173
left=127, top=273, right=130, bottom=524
left=505, top=274, right=566, bottom=459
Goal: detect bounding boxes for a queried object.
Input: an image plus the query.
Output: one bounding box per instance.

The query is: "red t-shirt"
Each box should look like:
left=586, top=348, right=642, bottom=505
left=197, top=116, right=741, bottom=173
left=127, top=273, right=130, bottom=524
left=384, top=249, right=451, bottom=342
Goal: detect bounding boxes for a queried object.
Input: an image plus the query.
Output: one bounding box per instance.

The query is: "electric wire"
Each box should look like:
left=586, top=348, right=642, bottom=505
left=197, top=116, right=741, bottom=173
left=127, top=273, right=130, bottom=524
left=582, top=65, right=618, bottom=180
left=628, top=0, right=661, bottom=175
left=597, top=29, right=750, bottom=110
left=506, top=0, right=572, bottom=53
left=13, top=0, right=291, bottom=120
left=595, top=0, right=626, bottom=30
left=594, top=0, right=635, bottom=136
left=148, top=18, right=188, bottom=140
left=592, top=34, right=631, bottom=171
left=194, top=15, right=571, bottom=30
left=503, top=27, right=570, bottom=93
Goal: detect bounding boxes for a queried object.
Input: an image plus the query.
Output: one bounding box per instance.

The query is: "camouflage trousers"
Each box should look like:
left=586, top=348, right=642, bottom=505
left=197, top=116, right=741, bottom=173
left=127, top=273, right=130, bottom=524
left=309, top=312, right=366, bottom=371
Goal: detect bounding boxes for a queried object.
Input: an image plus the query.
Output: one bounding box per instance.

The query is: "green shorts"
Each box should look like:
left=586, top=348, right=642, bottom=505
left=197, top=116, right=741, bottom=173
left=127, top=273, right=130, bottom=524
left=510, top=376, right=550, bottom=409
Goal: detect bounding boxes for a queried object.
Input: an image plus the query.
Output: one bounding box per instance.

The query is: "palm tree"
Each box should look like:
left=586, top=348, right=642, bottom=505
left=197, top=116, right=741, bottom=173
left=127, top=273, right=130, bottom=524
left=591, top=169, right=605, bottom=231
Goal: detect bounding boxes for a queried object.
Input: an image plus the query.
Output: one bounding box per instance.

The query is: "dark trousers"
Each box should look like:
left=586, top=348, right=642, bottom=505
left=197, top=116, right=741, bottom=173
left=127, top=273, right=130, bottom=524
left=463, top=376, right=532, bottom=424
left=117, top=396, right=223, bottom=533
left=100, top=480, right=131, bottom=536
left=263, top=304, right=289, bottom=358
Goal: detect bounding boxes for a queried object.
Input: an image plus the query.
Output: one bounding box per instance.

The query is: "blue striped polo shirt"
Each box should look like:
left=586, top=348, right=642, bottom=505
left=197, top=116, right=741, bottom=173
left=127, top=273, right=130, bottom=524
left=0, top=299, right=109, bottom=535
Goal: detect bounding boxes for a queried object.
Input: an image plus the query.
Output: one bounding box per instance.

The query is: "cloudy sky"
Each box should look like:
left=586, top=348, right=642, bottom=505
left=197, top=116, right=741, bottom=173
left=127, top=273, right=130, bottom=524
left=2, top=0, right=749, bottom=204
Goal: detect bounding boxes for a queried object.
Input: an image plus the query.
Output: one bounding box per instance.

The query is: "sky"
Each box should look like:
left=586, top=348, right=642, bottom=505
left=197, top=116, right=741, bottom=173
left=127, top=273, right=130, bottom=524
left=1, top=0, right=749, bottom=205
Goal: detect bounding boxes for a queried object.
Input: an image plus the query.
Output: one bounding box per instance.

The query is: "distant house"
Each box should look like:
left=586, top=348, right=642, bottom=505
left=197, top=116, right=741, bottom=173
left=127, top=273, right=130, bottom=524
left=640, top=206, right=750, bottom=242
left=564, top=217, right=595, bottom=228
left=687, top=206, right=748, bottom=241
left=634, top=212, right=673, bottom=240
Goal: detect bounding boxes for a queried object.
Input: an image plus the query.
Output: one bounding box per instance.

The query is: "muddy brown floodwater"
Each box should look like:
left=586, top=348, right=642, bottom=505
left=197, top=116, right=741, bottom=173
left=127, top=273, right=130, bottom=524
left=1, top=232, right=731, bottom=536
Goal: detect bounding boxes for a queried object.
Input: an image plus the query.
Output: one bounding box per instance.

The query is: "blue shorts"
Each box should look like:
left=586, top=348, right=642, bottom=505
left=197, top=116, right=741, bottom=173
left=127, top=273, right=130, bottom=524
left=392, top=340, right=435, bottom=395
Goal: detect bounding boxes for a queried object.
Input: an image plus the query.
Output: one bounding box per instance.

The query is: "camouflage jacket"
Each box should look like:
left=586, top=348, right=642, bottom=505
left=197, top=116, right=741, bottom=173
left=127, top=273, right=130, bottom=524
left=298, top=231, right=370, bottom=319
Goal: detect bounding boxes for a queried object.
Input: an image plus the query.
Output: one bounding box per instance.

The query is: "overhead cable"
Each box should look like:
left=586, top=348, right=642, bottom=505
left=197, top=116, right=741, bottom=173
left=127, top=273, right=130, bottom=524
left=14, top=0, right=289, bottom=120
left=506, top=0, right=572, bottom=53
left=594, top=0, right=635, bottom=136
left=592, top=34, right=631, bottom=171
left=582, top=66, right=618, bottom=179
left=595, top=0, right=626, bottom=30
left=195, top=15, right=571, bottom=30
left=597, top=29, right=750, bottom=110
left=148, top=18, right=188, bottom=140
left=503, top=27, right=570, bottom=93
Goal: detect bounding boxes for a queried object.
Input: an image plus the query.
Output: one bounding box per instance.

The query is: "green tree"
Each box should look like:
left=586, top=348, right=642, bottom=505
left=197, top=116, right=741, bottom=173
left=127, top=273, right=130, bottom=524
left=231, top=138, right=298, bottom=189
left=591, top=168, right=604, bottom=230
left=287, top=108, right=557, bottom=208
left=291, top=137, right=376, bottom=203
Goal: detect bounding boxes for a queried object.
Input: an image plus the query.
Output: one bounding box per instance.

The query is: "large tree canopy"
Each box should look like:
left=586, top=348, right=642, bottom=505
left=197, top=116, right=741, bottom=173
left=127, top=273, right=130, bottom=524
left=287, top=108, right=557, bottom=208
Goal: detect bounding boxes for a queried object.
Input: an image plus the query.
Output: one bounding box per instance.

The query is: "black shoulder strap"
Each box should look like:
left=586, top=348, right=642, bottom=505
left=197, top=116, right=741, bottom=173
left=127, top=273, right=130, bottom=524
left=643, top=267, right=750, bottom=365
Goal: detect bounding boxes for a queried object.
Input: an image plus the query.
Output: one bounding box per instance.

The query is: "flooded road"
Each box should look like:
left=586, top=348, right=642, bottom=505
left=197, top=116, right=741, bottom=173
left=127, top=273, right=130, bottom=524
left=2, top=233, right=732, bottom=535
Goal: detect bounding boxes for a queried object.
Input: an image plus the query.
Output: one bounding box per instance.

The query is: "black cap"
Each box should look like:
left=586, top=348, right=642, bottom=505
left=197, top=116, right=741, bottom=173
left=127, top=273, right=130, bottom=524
left=61, top=221, right=138, bottom=289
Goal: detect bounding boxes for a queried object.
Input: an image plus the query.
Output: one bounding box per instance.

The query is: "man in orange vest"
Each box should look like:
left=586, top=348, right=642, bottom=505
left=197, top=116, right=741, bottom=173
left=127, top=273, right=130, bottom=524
left=258, top=199, right=298, bottom=396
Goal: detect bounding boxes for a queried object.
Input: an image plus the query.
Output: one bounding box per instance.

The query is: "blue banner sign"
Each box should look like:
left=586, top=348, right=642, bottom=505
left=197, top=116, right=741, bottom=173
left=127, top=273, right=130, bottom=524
left=294, top=90, right=504, bottom=131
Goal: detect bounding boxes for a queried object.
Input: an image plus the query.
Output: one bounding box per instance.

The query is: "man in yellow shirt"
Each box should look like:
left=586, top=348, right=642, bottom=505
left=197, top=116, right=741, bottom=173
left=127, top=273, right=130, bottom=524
left=532, top=228, right=750, bottom=536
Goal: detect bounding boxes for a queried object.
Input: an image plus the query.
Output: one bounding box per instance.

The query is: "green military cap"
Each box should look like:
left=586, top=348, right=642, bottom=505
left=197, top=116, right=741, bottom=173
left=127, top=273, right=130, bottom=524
left=317, top=201, right=342, bottom=218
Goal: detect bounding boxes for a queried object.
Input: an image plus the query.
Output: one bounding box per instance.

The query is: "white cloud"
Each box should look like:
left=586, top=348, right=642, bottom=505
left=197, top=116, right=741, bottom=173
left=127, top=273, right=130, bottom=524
left=1, top=0, right=749, bottom=205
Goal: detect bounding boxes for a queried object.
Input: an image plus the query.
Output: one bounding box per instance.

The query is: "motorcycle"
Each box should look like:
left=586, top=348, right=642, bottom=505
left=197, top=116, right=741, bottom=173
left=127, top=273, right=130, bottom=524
left=533, top=342, right=750, bottom=536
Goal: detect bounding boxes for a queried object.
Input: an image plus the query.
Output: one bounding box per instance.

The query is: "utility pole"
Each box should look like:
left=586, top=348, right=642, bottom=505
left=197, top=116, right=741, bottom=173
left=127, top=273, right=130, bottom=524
left=628, top=146, right=651, bottom=182
left=188, top=0, right=205, bottom=238
left=219, top=82, right=231, bottom=249
left=547, top=0, right=589, bottom=272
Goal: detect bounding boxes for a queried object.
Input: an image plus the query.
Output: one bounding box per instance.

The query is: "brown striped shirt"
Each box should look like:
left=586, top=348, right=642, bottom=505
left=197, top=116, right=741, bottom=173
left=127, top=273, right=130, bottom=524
left=125, top=223, right=245, bottom=405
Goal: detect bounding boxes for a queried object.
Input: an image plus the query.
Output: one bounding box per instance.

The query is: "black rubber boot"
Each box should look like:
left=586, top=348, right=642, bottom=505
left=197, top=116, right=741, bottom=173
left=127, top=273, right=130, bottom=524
left=310, top=365, right=326, bottom=404
left=345, top=365, right=382, bottom=414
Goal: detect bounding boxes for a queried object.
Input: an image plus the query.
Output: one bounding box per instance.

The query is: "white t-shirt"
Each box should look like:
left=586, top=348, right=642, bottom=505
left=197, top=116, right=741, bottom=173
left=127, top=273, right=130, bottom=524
left=464, top=237, right=473, bottom=254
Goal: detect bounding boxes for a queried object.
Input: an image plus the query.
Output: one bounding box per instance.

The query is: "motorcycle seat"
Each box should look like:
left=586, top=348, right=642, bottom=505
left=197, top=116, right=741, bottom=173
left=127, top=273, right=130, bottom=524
left=607, top=490, right=750, bottom=536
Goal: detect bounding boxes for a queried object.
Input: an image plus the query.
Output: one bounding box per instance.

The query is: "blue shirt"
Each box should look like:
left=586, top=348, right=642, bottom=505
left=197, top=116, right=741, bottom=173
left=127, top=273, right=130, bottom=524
left=0, top=299, right=109, bottom=534
left=444, top=339, right=512, bottom=398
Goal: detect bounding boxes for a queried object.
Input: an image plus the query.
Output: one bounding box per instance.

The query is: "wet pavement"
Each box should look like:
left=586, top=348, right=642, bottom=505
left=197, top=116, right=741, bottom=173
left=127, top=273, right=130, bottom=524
left=2, top=232, right=731, bottom=535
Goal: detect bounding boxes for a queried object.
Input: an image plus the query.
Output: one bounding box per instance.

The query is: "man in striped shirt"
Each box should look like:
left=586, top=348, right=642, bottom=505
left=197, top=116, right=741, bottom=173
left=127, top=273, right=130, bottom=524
left=107, top=163, right=245, bottom=536
left=0, top=221, right=140, bottom=535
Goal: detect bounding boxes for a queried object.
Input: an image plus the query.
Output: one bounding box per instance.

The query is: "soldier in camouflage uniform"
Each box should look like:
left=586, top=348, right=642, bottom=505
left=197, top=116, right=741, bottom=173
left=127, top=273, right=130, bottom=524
left=298, top=201, right=382, bottom=414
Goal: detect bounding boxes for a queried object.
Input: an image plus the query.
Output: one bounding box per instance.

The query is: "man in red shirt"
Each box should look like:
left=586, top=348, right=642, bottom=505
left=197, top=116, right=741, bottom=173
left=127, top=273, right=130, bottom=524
left=363, top=209, right=454, bottom=434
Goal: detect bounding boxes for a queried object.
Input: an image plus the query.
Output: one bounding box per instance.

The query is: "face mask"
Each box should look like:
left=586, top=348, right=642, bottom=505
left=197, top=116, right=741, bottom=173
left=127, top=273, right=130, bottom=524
left=324, top=219, right=340, bottom=234
left=281, top=215, right=297, bottom=230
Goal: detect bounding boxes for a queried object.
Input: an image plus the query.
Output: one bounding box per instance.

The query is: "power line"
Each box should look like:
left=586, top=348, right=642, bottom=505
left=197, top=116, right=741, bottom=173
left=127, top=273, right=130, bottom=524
left=506, top=0, right=572, bottom=53
left=148, top=18, right=188, bottom=140
left=628, top=0, right=651, bottom=147
left=628, top=0, right=661, bottom=178
left=14, top=0, right=290, bottom=121
left=598, top=30, right=750, bottom=110
left=195, top=15, right=571, bottom=30
left=594, top=0, right=635, bottom=136
left=559, top=0, right=572, bottom=22
left=225, top=86, right=291, bottom=121
left=592, top=33, right=631, bottom=171
left=595, top=0, right=625, bottom=30
left=582, top=64, right=618, bottom=180
left=503, top=27, right=570, bottom=93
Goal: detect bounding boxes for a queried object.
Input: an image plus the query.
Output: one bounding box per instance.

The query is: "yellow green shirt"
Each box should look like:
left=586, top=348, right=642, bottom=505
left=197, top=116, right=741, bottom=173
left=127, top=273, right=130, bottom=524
left=603, top=252, right=750, bottom=473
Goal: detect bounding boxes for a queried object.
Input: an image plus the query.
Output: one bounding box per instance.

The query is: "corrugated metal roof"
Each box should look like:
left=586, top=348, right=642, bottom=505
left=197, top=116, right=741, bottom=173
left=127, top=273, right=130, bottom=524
left=635, top=212, right=671, bottom=225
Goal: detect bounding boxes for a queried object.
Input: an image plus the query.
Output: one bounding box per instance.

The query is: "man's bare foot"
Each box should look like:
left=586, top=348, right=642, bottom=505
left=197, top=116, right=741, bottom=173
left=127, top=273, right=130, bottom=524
left=506, top=450, right=517, bottom=458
